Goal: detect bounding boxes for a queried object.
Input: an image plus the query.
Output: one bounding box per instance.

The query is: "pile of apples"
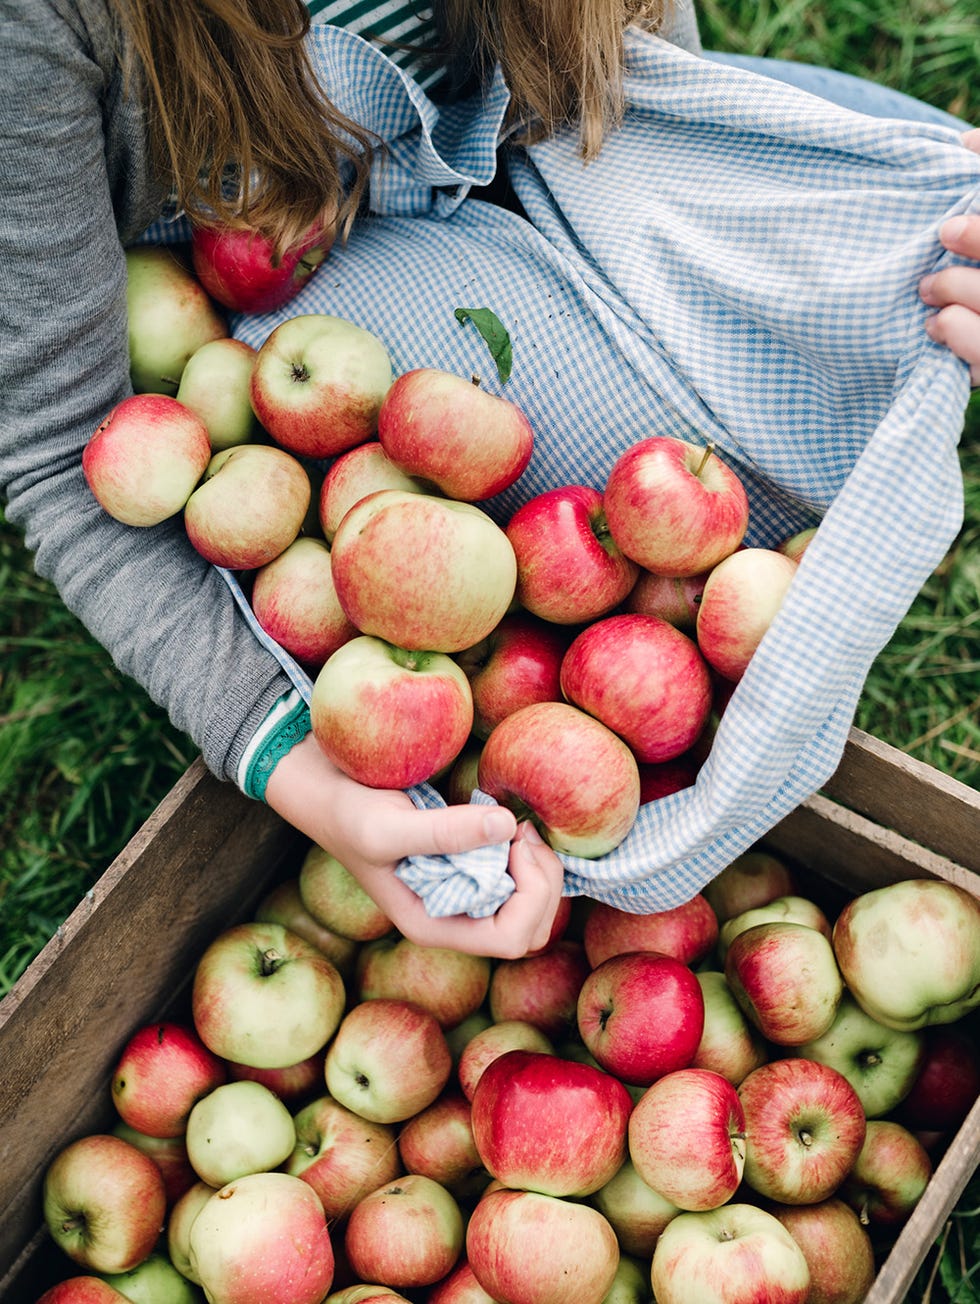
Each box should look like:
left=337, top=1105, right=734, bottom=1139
left=83, top=238, right=814, bottom=856
left=36, top=851, right=980, bottom=1304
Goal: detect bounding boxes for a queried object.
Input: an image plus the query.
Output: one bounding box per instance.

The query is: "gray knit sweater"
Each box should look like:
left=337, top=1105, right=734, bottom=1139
left=0, top=0, right=701, bottom=784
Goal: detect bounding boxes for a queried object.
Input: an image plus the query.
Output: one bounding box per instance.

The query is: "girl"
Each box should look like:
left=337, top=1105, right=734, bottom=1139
left=2, top=0, right=978, bottom=956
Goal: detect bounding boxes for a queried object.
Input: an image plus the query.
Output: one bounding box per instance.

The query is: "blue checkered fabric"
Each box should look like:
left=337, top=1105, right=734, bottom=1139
left=222, top=24, right=978, bottom=917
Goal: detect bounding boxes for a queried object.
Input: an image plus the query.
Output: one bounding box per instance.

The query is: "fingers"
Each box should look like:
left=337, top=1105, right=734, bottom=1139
left=936, top=213, right=980, bottom=262
left=495, top=822, right=567, bottom=956
left=924, top=304, right=980, bottom=385
left=961, top=128, right=980, bottom=156
left=366, top=801, right=518, bottom=864
left=920, top=215, right=980, bottom=387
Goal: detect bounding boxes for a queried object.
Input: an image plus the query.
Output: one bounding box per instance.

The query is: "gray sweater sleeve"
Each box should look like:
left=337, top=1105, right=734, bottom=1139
left=0, top=0, right=293, bottom=784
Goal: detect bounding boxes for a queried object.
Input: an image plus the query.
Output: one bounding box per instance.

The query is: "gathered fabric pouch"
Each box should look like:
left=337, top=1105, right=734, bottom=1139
left=223, top=23, right=979, bottom=917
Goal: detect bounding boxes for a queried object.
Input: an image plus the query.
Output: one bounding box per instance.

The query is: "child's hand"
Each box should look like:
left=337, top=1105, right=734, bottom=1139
left=919, top=129, right=980, bottom=386
left=264, top=732, right=566, bottom=958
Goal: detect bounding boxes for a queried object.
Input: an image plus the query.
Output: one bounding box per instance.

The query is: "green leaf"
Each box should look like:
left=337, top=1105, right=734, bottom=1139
left=454, top=307, right=513, bottom=384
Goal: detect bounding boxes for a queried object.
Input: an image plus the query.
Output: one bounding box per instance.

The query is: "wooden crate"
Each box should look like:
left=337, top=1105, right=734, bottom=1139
left=0, top=728, right=977, bottom=1303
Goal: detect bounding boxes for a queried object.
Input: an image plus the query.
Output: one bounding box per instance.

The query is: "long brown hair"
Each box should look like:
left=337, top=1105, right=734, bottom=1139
left=111, top=0, right=666, bottom=250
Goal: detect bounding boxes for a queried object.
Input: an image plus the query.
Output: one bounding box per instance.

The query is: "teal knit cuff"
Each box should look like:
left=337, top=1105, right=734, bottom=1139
left=239, top=691, right=312, bottom=803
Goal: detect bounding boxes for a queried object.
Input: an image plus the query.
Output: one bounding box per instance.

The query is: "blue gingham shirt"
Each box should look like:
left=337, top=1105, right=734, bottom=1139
left=221, top=24, right=978, bottom=917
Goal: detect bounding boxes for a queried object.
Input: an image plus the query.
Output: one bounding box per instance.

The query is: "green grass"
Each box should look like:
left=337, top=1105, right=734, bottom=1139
left=1, top=3, right=978, bottom=1297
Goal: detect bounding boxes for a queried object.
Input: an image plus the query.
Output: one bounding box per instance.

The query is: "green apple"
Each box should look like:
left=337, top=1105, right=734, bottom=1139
left=176, top=337, right=265, bottom=450
left=125, top=247, right=226, bottom=395
left=100, top=1251, right=201, bottom=1303
left=185, top=1080, right=296, bottom=1187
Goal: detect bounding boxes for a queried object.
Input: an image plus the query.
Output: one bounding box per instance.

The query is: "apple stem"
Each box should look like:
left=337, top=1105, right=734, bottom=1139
left=798, top=1129, right=814, bottom=1148
left=694, top=442, right=716, bottom=479
left=259, top=947, right=284, bottom=977
left=60, top=1216, right=86, bottom=1235
left=291, top=362, right=311, bottom=384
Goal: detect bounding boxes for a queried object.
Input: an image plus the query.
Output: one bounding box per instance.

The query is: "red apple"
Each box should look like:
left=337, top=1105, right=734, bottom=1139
left=477, top=701, right=641, bottom=857
left=625, top=567, right=711, bottom=631
left=330, top=490, right=517, bottom=654
left=227, top=1051, right=326, bottom=1105
left=465, top=1187, right=620, bottom=1304
left=253, top=878, right=359, bottom=976
left=319, top=440, right=433, bottom=541
left=695, top=547, right=798, bottom=682
left=110, top=1021, right=226, bottom=1139
left=469, top=1049, right=632, bottom=1197
left=310, top=636, right=473, bottom=789
left=354, top=936, right=490, bottom=1030
left=650, top=1203, right=811, bottom=1304
left=183, top=443, right=311, bottom=569
left=701, top=850, right=797, bottom=922
left=577, top=951, right=705, bottom=1086
left=838, top=1119, right=933, bottom=1228
left=377, top=367, right=534, bottom=501
left=725, top=921, right=844, bottom=1046
left=35, top=1281, right=130, bottom=1303
left=191, top=920, right=346, bottom=1070
left=505, top=483, right=639, bottom=624
left=42, top=1134, right=167, bottom=1274
left=191, top=220, right=334, bottom=314
left=457, top=1019, right=555, bottom=1101
left=397, top=1091, right=484, bottom=1192
left=894, top=1024, right=980, bottom=1133
left=344, top=1173, right=464, bottom=1289
left=738, top=1059, right=867, bottom=1205
left=286, top=1095, right=401, bottom=1223
left=767, top=1198, right=875, bottom=1304
left=455, top=611, right=570, bottom=739
left=324, top=998, right=452, bottom=1124
left=427, top=1258, right=500, bottom=1304
left=582, top=894, right=718, bottom=968
left=250, top=537, right=358, bottom=670
left=628, top=1068, right=746, bottom=1210
left=637, top=755, right=700, bottom=802
left=82, top=394, right=211, bottom=527
left=717, top=893, right=832, bottom=963
left=249, top=312, right=393, bottom=459
left=124, top=246, right=226, bottom=396
left=603, top=437, right=749, bottom=577
left=110, top=1122, right=198, bottom=1207
left=298, top=845, right=394, bottom=943
left=560, top=613, right=713, bottom=763
left=487, top=939, right=590, bottom=1040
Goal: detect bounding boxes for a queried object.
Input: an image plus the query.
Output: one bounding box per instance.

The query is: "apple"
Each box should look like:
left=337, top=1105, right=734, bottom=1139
left=790, top=992, right=925, bottom=1118
left=344, top=1173, right=464, bottom=1288
left=82, top=394, right=211, bottom=527
left=487, top=939, right=590, bottom=1040
left=766, top=1198, right=875, bottom=1304
left=650, top=1204, right=811, bottom=1304
left=327, top=1291, right=411, bottom=1304
left=427, top=1258, right=500, bottom=1304
left=249, top=313, right=393, bottom=459
left=35, top=1281, right=129, bottom=1303
left=737, top=1058, right=866, bottom=1205
left=560, top=613, right=713, bottom=763
left=628, top=1068, right=746, bottom=1210
left=831, top=877, right=980, bottom=1030
left=191, top=920, right=346, bottom=1069
left=455, top=611, right=569, bottom=740
left=443, top=1010, right=494, bottom=1065
left=298, top=844, right=394, bottom=943
left=838, top=1119, right=933, bottom=1227
left=591, top=1157, right=679, bottom=1257
left=227, top=1051, right=325, bottom=1106
left=778, top=526, right=818, bottom=562
left=250, top=537, right=358, bottom=670
left=99, top=1251, right=200, bottom=1304
left=310, top=635, right=474, bottom=789
left=286, top=1095, right=402, bottom=1222
left=504, top=483, right=639, bottom=624
left=465, top=1187, right=620, bottom=1304
left=191, top=220, right=334, bottom=314
left=188, top=1171, right=334, bottom=1304
left=184, top=1079, right=295, bottom=1187
left=582, top=894, right=718, bottom=969
left=457, top=1019, right=555, bottom=1101
left=469, top=1048, right=632, bottom=1197
left=110, top=1122, right=197, bottom=1208
left=318, top=440, right=433, bottom=542
left=166, top=1180, right=215, bottom=1285
left=110, top=1021, right=226, bottom=1139
left=625, top=567, right=710, bottom=631
left=701, top=850, right=797, bottom=922
left=477, top=701, right=641, bottom=857
left=42, top=1133, right=167, bottom=1274
left=124, top=246, right=226, bottom=396
left=603, top=437, right=749, bottom=577
left=183, top=443, right=311, bottom=569
left=894, top=1024, right=980, bottom=1133
left=355, top=936, right=490, bottom=1030
left=576, top=951, right=705, bottom=1086
left=397, top=1091, right=484, bottom=1192
left=377, top=367, right=534, bottom=500
left=717, top=894, right=832, bottom=963
left=253, top=878, right=359, bottom=976
left=329, top=490, right=517, bottom=654
left=324, top=998, right=452, bottom=1124
left=690, top=970, right=769, bottom=1086
left=601, top=1255, right=655, bottom=1304
left=695, top=548, right=798, bottom=682
left=175, top=337, right=265, bottom=450
left=724, top=921, right=844, bottom=1046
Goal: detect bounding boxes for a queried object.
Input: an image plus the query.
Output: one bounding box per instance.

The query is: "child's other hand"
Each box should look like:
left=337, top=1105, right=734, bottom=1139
left=919, top=129, right=980, bottom=386
left=264, top=732, right=566, bottom=958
